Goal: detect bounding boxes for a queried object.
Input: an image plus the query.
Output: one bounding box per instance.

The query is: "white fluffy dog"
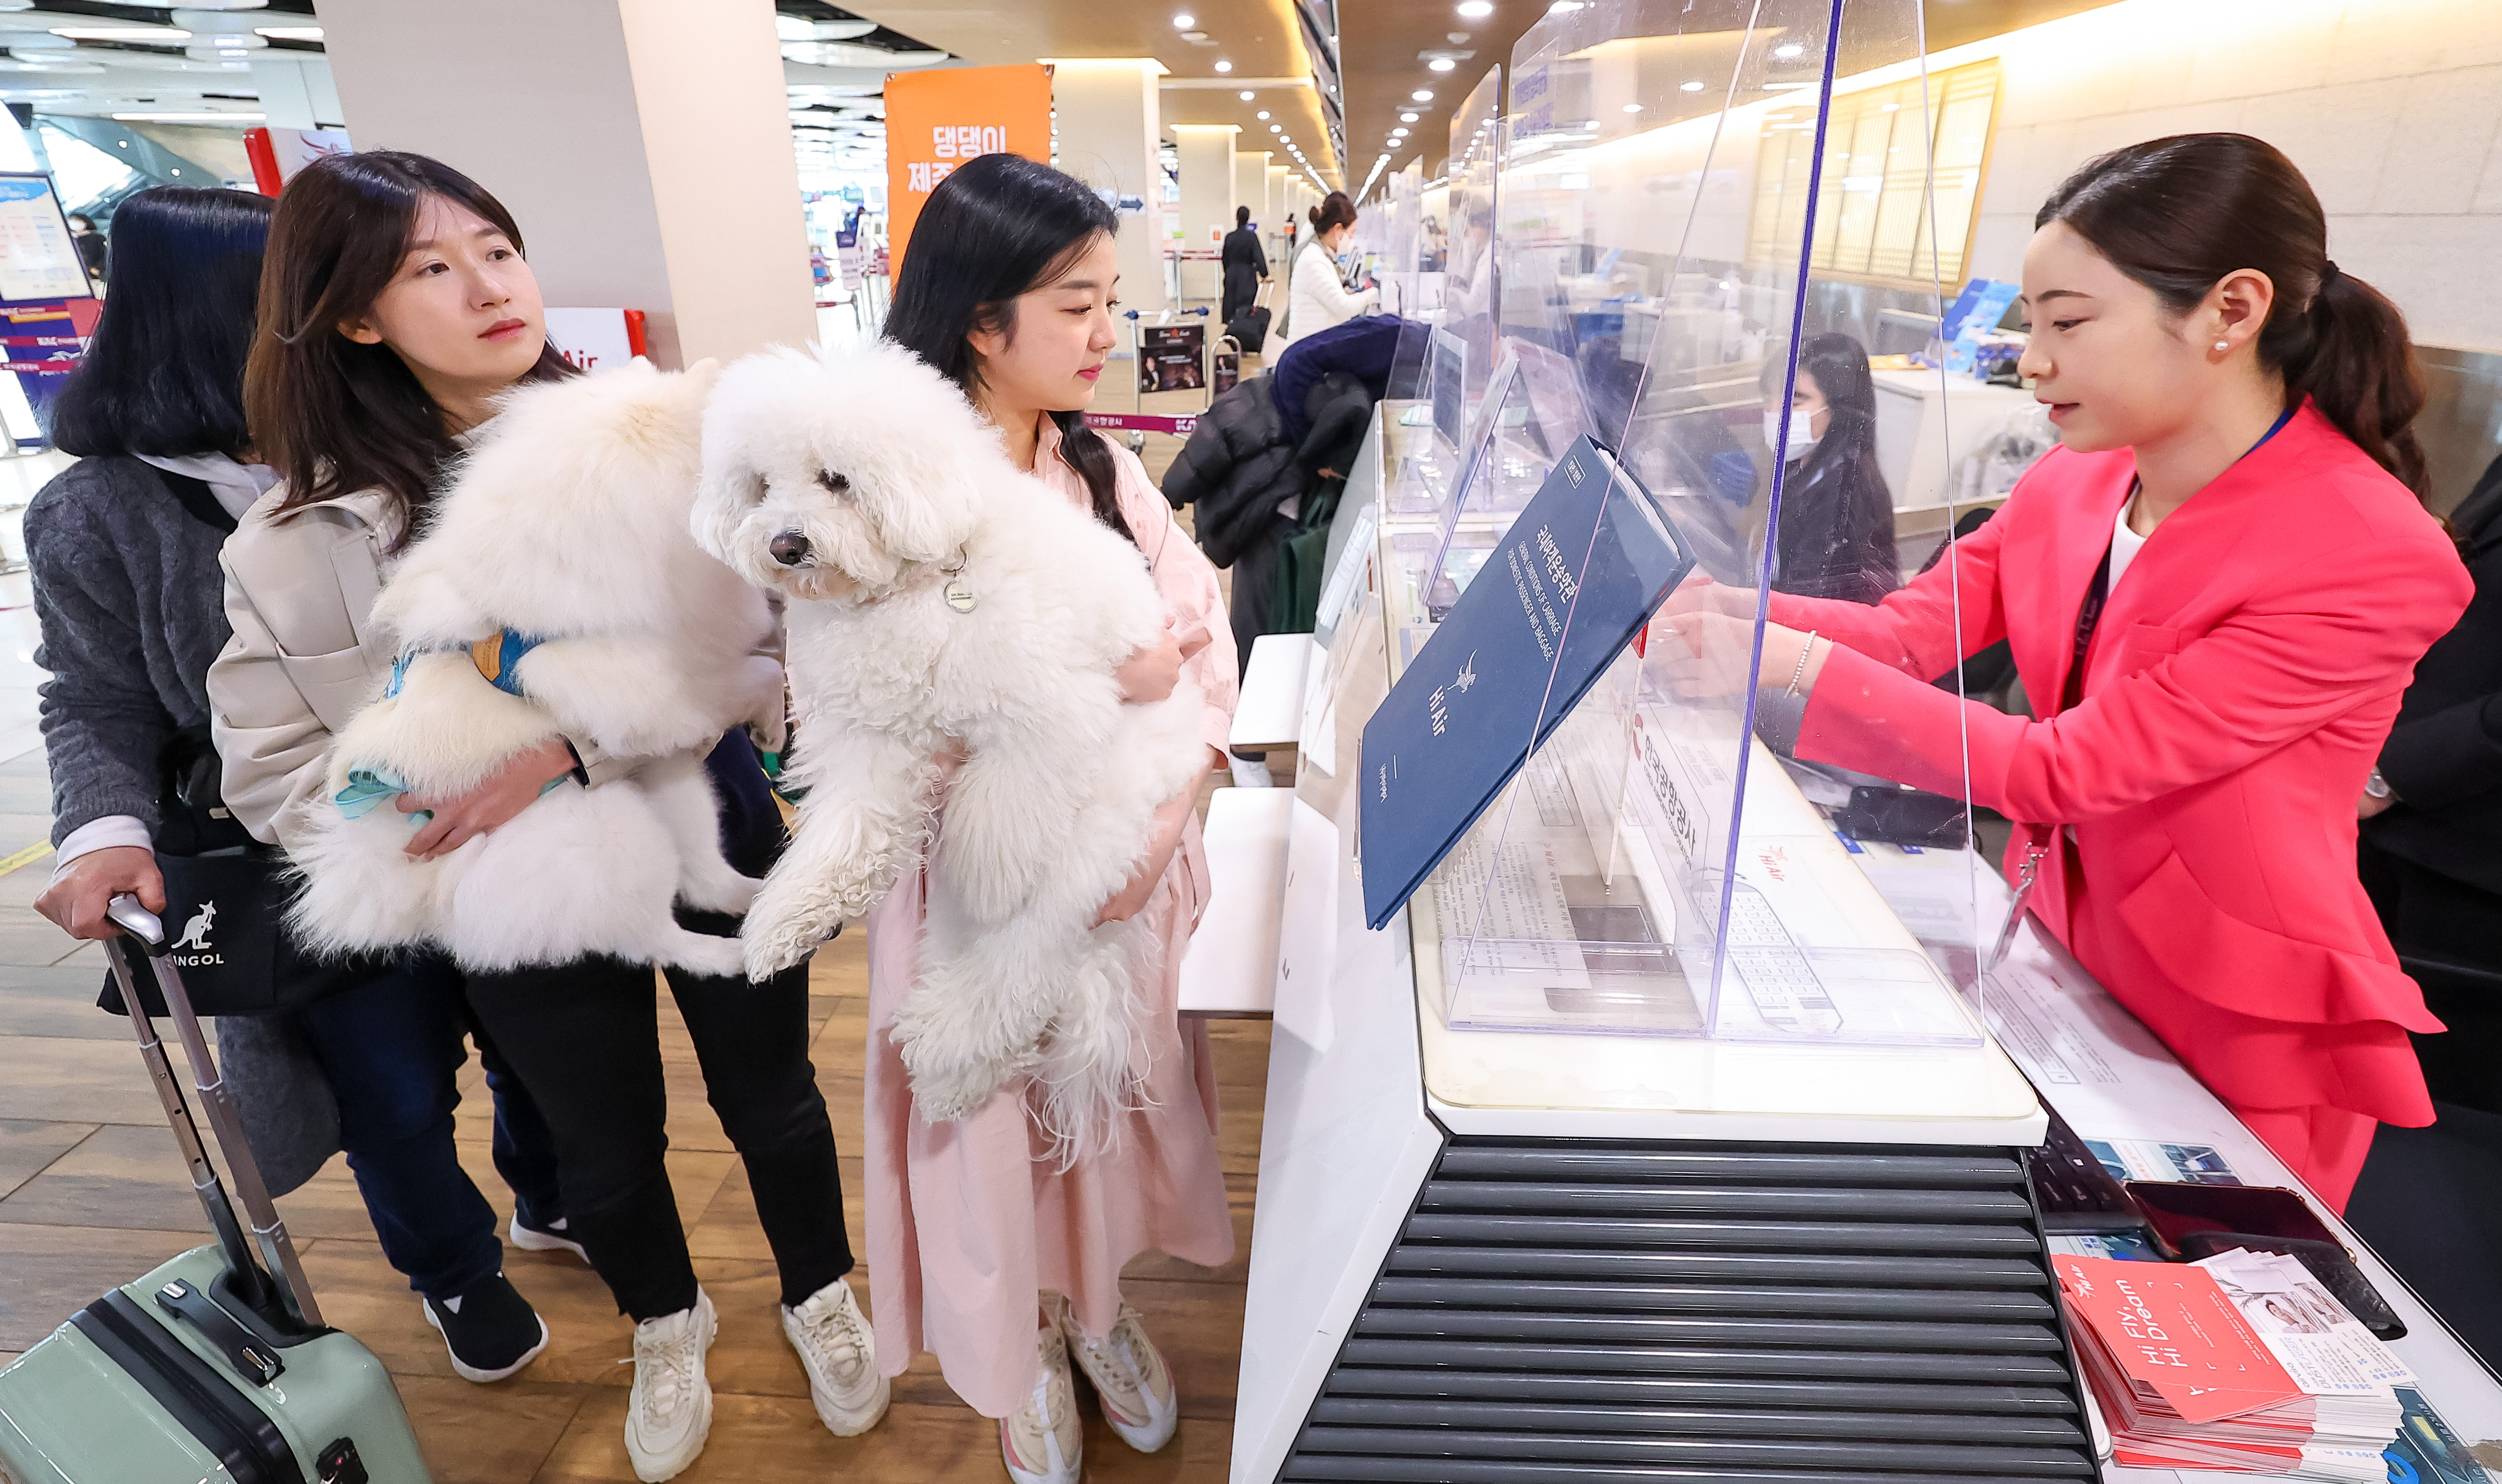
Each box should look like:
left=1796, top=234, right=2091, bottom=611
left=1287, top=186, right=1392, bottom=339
left=694, top=341, right=1207, bottom=1146
left=286, top=359, right=780, bottom=978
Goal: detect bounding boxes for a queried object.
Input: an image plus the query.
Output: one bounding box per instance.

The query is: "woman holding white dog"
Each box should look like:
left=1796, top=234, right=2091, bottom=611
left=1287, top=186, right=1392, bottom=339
left=875, top=154, right=1239, bottom=1484
left=209, top=151, right=882, bottom=1482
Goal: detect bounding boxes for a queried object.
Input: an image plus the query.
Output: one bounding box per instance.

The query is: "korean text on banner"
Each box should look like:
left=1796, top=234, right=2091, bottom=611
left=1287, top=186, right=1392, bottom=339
left=885, top=64, right=1053, bottom=282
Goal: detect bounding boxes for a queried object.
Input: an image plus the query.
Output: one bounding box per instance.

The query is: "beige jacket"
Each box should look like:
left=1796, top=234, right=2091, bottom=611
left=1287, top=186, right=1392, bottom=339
left=207, top=484, right=650, bottom=853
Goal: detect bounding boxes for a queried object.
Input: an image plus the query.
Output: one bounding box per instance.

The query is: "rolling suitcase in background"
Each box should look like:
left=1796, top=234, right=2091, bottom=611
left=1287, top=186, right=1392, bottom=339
left=0, top=896, right=431, bottom=1484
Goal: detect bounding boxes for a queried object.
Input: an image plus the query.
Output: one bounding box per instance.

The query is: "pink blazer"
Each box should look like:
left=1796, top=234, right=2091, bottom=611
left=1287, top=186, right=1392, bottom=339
left=1772, top=401, right=2471, bottom=1126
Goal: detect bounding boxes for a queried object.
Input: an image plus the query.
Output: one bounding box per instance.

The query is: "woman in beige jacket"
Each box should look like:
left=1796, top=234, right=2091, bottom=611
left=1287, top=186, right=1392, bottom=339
left=212, top=150, right=884, bottom=1484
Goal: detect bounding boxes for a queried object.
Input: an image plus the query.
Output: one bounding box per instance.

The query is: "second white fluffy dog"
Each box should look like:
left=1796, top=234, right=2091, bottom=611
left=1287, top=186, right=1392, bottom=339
left=287, top=359, right=780, bottom=978
left=695, top=341, right=1207, bottom=1146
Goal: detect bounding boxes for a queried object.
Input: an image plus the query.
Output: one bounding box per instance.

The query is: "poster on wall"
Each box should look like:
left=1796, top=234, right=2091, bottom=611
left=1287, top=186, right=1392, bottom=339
left=884, top=63, right=1052, bottom=282
left=1139, top=324, right=1204, bottom=393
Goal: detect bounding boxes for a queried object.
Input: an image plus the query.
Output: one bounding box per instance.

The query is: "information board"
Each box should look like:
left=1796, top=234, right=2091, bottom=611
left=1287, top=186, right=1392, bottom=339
left=0, top=175, right=91, bottom=306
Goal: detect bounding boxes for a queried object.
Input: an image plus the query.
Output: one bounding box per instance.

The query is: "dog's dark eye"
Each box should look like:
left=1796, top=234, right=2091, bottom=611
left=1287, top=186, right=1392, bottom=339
left=817, top=470, right=852, bottom=497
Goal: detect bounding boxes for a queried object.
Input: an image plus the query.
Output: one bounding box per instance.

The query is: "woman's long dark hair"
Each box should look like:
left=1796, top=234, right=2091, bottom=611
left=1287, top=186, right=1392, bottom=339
left=2038, top=133, right=2428, bottom=500
left=245, top=150, right=574, bottom=538
left=51, top=187, right=271, bottom=458
left=884, top=153, right=1133, bottom=543
left=1766, top=332, right=1897, bottom=604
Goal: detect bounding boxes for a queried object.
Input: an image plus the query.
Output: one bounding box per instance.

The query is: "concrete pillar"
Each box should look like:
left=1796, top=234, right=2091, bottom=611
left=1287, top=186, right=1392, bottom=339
left=1233, top=149, right=1268, bottom=230
left=315, top=0, right=813, bottom=369
left=1171, top=123, right=1238, bottom=303
left=1049, top=59, right=1167, bottom=315
left=1265, top=162, right=1290, bottom=272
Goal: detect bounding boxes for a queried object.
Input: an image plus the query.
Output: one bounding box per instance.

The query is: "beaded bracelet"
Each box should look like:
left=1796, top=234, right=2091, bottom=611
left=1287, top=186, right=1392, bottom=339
left=1784, top=630, right=1819, bottom=697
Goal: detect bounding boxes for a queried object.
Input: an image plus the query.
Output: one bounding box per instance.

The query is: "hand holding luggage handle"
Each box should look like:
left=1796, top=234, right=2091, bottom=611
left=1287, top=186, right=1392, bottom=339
left=102, top=892, right=324, bottom=1333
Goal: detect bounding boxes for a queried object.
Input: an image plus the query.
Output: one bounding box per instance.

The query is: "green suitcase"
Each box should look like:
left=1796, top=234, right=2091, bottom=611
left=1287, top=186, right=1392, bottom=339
left=0, top=899, right=432, bottom=1484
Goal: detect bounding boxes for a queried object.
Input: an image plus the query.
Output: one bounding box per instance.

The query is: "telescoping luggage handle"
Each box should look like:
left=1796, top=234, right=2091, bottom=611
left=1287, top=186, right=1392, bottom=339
left=102, top=893, right=324, bottom=1332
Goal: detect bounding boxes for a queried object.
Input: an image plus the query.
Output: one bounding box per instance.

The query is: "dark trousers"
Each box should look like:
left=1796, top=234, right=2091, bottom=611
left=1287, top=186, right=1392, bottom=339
left=293, top=952, right=564, bottom=1300
left=2357, top=836, right=2502, bottom=1112
left=464, top=926, right=852, bottom=1320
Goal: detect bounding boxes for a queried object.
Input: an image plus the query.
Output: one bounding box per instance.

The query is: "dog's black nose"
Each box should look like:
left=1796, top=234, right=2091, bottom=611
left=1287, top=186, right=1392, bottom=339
left=768, top=530, right=812, bottom=567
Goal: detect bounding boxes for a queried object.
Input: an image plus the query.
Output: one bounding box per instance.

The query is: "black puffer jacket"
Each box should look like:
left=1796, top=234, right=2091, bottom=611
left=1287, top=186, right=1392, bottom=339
left=1162, top=373, right=1304, bottom=568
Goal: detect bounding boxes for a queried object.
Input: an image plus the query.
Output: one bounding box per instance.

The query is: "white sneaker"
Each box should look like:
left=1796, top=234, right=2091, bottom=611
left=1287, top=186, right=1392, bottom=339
left=999, top=1318, right=1081, bottom=1484
left=782, top=1276, right=889, bottom=1436
left=1050, top=1293, right=1179, bottom=1454
left=622, top=1289, right=716, bottom=1483
left=507, top=1211, right=588, bottom=1262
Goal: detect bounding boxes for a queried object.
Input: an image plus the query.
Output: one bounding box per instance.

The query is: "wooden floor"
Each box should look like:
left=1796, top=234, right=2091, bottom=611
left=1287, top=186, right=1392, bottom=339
left=0, top=391, right=1276, bottom=1482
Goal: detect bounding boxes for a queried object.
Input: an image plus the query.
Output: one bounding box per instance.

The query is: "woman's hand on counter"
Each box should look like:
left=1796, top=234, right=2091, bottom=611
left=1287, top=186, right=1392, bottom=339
left=1657, top=571, right=1757, bottom=622
left=399, top=737, right=579, bottom=862
left=1653, top=611, right=1829, bottom=702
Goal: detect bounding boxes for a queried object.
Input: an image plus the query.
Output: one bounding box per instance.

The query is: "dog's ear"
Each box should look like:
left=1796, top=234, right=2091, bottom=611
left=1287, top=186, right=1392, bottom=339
left=690, top=449, right=763, bottom=564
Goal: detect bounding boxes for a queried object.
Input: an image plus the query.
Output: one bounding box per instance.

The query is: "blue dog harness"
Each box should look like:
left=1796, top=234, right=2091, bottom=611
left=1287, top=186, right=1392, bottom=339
left=339, top=630, right=559, bottom=821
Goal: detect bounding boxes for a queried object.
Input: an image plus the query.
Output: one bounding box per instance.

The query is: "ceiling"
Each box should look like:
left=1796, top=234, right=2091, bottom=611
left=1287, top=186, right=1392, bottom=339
left=842, top=0, right=1345, bottom=188
left=0, top=0, right=2134, bottom=206
left=1341, top=0, right=2125, bottom=193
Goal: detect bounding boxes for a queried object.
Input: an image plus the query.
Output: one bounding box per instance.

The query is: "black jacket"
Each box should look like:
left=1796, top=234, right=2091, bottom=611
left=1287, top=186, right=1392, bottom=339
left=1221, top=226, right=1268, bottom=317
left=1162, top=373, right=1303, bottom=569
left=2363, top=455, right=2502, bottom=894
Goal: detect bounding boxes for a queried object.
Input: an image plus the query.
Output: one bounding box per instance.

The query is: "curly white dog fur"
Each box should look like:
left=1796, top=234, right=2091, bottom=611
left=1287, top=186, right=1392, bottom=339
left=286, top=359, right=780, bottom=978
left=694, top=341, right=1207, bottom=1147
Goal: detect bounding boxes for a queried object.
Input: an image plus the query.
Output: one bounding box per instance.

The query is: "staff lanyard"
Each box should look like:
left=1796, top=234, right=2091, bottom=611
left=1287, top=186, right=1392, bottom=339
left=2061, top=403, right=2297, bottom=712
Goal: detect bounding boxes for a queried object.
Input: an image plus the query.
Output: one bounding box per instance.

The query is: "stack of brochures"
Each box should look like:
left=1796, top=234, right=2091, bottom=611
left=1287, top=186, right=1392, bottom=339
left=2055, top=1251, right=2415, bottom=1480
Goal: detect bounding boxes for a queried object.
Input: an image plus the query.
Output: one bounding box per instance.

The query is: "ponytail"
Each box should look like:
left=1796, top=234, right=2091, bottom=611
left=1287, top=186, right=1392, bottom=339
left=2280, top=264, right=2428, bottom=499
left=2038, top=133, right=2432, bottom=504
left=1310, top=190, right=1357, bottom=235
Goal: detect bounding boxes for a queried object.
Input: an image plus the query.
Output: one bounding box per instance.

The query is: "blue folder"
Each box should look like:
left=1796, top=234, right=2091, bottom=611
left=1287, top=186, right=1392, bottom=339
left=1358, top=435, right=1695, bottom=931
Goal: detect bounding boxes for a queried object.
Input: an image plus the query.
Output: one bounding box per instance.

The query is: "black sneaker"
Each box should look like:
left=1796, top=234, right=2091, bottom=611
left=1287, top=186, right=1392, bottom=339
left=422, top=1271, right=550, bottom=1383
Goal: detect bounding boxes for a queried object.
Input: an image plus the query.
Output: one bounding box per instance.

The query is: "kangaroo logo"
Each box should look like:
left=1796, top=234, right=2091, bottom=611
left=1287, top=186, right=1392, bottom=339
left=169, top=902, right=216, bottom=953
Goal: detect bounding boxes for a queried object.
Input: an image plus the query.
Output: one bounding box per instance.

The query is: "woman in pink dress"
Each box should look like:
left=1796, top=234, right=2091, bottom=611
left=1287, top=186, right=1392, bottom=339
left=871, top=153, right=1239, bottom=1484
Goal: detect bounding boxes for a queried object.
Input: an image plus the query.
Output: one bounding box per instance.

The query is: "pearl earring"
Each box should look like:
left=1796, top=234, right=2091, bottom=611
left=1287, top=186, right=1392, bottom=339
left=2214, top=340, right=2229, bottom=351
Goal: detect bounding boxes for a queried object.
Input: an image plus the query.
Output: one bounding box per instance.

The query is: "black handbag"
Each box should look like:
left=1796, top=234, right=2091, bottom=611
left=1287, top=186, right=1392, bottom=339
left=99, top=725, right=379, bottom=1019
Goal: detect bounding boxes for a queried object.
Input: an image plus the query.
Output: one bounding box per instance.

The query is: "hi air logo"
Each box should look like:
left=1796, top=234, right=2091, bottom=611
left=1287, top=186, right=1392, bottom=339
left=169, top=901, right=224, bottom=967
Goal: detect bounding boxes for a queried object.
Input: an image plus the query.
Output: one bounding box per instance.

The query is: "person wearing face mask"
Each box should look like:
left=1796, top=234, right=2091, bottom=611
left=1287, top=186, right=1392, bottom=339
left=1658, top=134, right=2469, bottom=1213
left=879, top=154, right=1239, bottom=1484
left=1757, top=332, right=1900, bottom=605
left=211, top=151, right=880, bottom=1482
left=1278, top=190, right=1376, bottom=349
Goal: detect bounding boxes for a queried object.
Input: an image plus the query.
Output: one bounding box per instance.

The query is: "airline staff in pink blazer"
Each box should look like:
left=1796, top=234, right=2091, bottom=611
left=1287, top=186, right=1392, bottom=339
left=1666, top=134, right=2470, bottom=1212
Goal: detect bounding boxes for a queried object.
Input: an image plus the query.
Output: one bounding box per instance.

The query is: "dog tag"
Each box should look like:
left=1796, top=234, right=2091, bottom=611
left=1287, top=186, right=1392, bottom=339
left=943, top=579, right=977, bottom=613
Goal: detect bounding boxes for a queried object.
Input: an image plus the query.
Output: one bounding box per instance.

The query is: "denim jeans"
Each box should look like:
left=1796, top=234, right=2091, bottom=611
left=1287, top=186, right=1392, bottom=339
left=293, top=951, right=563, bottom=1300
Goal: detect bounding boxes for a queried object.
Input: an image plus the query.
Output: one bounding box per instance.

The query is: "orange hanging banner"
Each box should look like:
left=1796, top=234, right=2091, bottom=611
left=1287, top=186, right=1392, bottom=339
left=884, top=64, right=1054, bottom=285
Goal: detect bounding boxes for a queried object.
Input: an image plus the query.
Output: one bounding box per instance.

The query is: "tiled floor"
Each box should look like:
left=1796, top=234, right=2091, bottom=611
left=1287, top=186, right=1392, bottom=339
left=0, top=402, right=1276, bottom=1481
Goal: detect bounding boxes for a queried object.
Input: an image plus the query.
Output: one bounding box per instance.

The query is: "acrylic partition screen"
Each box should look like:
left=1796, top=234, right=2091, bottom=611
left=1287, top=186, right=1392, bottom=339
left=1373, top=0, right=1992, bottom=1048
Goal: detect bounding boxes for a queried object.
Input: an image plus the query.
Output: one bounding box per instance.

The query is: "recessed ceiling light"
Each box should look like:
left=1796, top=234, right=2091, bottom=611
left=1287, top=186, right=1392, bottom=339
left=1257, top=110, right=1270, bottom=119
left=1270, top=123, right=1281, bottom=131
left=1457, top=0, right=1494, bottom=14
left=1680, top=79, right=1705, bottom=92
left=1215, top=59, right=1232, bottom=72
left=1428, top=57, right=1456, bottom=72
left=1412, top=88, right=1434, bottom=101
left=1622, top=102, right=1643, bottom=113
left=1399, top=111, right=1420, bottom=123
left=1772, top=42, right=1805, bottom=58
left=1393, top=127, right=1409, bottom=136
left=1173, top=12, right=1194, bottom=26
left=1239, top=89, right=1253, bottom=99
left=1880, top=102, right=1901, bottom=112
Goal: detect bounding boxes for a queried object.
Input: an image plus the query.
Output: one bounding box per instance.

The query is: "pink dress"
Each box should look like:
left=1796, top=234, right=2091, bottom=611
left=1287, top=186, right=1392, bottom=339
left=863, top=418, right=1241, bottom=1418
